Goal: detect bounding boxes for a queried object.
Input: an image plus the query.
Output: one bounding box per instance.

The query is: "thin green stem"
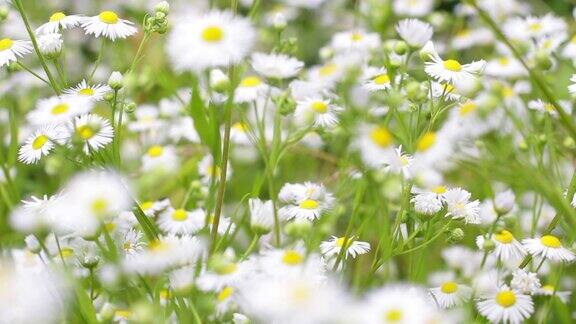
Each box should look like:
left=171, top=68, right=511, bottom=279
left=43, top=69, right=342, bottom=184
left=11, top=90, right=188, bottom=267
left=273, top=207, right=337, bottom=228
left=12, top=0, right=60, bottom=94
left=16, top=62, right=49, bottom=85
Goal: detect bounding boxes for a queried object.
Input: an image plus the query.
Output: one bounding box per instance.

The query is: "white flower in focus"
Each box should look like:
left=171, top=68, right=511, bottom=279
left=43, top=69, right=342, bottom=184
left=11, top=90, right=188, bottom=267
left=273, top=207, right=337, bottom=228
left=278, top=182, right=335, bottom=221
left=167, top=11, right=255, bottom=72
left=444, top=187, right=481, bottom=224
left=423, top=41, right=486, bottom=84
left=320, top=236, right=370, bottom=259
left=487, top=230, right=526, bottom=262
left=511, top=269, right=541, bottom=294
left=37, top=33, right=62, bottom=56
left=294, top=97, right=342, bottom=128
left=36, top=12, right=82, bottom=34
left=0, top=37, right=32, bottom=67
left=251, top=52, right=304, bottom=79
left=18, top=124, right=68, bottom=164
left=158, top=206, right=205, bottom=235
left=412, top=192, right=443, bottom=215
left=68, top=114, right=114, bottom=154
left=429, top=281, right=472, bottom=308
left=64, top=80, right=112, bottom=102
left=249, top=198, right=274, bottom=234
left=522, top=235, right=575, bottom=263
left=27, top=95, right=93, bottom=126
left=81, top=10, right=137, bottom=41
left=361, top=66, right=392, bottom=92
left=477, top=286, right=534, bottom=324
left=396, top=19, right=433, bottom=48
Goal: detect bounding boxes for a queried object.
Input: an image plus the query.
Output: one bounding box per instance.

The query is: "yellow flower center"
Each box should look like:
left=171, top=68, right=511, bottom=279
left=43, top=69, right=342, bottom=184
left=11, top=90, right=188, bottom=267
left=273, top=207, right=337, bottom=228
left=105, top=222, right=116, bottom=232
left=99, top=11, right=119, bottom=24
left=49, top=12, right=66, bottom=22
left=32, top=135, right=49, bottom=150
left=444, top=84, right=455, bottom=93
left=147, top=145, right=163, bottom=157
left=544, top=103, right=555, bottom=113
left=60, top=247, right=74, bottom=258
left=441, top=281, right=458, bottom=294
left=217, top=263, right=237, bottom=275
left=141, top=201, right=154, bottom=210
left=336, top=237, right=350, bottom=247
left=351, top=32, right=363, bottom=42
left=282, top=250, right=304, bottom=266
left=502, top=86, right=514, bottom=98
left=51, top=103, right=70, bottom=115
left=370, top=127, right=393, bottom=148
left=542, top=285, right=555, bottom=293
left=385, top=309, right=403, bottom=322
left=443, top=59, right=462, bottom=72
left=91, top=198, right=108, bottom=214
left=529, top=23, right=542, bottom=32
left=208, top=165, right=221, bottom=177
left=540, top=235, right=561, bottom=248
left=160, top=289, right=170, bottom=300
left=202, top=26, right=224, bottom=43
left=114, top=310, right=132, bottom=319
left=498, top=57, right=510, bottom=66
left=149, top=240, right=170, bottom=252
left=319, top=63, right=337, bottom=77
left=299, top=199, right=319, bottom=210
left=416, top=132, right=436, bottom=151
left=494, top=230, right=514, bottom=244
left=232, top=122, right=248, bottom=132
left=310, top=101, right=328, bottom=114
left=373, top=74, right=390, bottom=85
left=432, top=185, right=446, bottom=194
left=240, top=76, right=262, bottom=88
left=79, top=88, right=95, bottom=96
left=77, top=125, right=95, bottom=140
left=495, top=290, right=516, bottom=308
left=0, top=38, right=13, bottom=51
left=217, top=286, right=234, bottom=302
left=172, top=209, right=188, bottom=221
left=459, top=101, right=477, bottom=116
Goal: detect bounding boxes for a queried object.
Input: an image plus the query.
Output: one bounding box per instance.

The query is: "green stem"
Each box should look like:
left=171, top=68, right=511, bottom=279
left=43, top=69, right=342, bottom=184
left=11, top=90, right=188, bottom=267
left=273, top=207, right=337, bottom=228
left=89, top=40, right=106, bottom=83
left=240, top=234, right=261, bottom=260
left=16, top=62, right=50, bottom=85
left=12, top=0, right=60, bottom=94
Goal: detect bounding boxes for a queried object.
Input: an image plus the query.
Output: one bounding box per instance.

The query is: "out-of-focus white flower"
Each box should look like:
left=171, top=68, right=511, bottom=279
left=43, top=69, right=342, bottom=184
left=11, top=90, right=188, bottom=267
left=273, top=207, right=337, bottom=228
left=278, top=182, right=335, bottom=221
left=511, top=269, right=541, bottom=294
left=251, top=52, right=304, bottom=79
left=396, top=19, right=433, bottom=48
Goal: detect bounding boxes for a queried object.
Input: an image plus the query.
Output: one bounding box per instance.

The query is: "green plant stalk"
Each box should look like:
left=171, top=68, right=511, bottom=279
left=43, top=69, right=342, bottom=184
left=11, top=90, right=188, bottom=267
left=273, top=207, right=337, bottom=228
left=13, top=0, right=61, bottom=95
left=209, top=67, right=237, bottom=255
left=332, top=181, right=366, bottom=271
left=89, top=40, right=106, bottom=83
left=16, top=62, right=49, bottom=85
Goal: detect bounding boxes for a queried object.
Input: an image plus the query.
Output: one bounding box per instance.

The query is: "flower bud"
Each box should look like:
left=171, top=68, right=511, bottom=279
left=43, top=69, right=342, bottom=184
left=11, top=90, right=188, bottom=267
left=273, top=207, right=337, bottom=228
left=155, top=1, right=170, bottom=15
left=124, top=102, right=137, bottom=113
left=25, top=235, right=42, bottom=254
left=108, top=71, right=124, bottom=90
left=285, top=219, right=312, bottom=238
left=394, top=41, right=408, bottom=55
left=535, top=50, right=552, bottom=71
left=272, top=12, right=287, bottom=30
left=482, top=238, right=496, bottom=252
left=447, top=228, right=464, bottom=243
left=210, top=69, right=229, bottom=93
left=494, top=190, right=515, bottom=215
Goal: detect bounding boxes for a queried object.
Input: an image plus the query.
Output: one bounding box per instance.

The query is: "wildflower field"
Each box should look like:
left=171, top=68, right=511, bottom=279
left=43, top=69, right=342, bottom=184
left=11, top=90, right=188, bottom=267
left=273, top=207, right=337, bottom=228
left=2, top=0, right=576, bottom=323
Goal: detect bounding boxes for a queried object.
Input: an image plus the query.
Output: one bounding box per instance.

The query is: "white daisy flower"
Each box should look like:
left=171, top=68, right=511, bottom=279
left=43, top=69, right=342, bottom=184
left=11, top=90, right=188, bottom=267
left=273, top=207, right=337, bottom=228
left=429, top=281, right=472, bottom=308
left=486, top=230, right=526, bottom=262
left=511, top=269, right=541, bottom=294
left=396, top=19, right=433, bottom=48
left=251, top=52, right=304, bottom=79
left=234, top=76, right=268, bottom=103
left=81, top=10, right=137, bottom=41
left=444, top=187, right=481, bottom=224
left=158, top=206, right=205, bottom=235
left=385, top=145, right=413, bottom=178
left=18, top=124, right=68, bottom=164
left=522, top=235, right=575, bottom=263
left=320, top=236, right=370, bottom=259
left=198, top=154, right=231, bottom=184
left=477, top=286, right=534, bottom=324
left=294, top=97, right=342, bottom=128
left=331, top=30, right=381, bottom=55
left=37, top=33, right=62, bottom=56
left=121, top=229, right=146, bottom=257
left=528, top=99, right=558, bottom=115
left=423, top=41, right=486, bottom=84
left=68, top=114, right=114, bottom=154
left=167, top=10, right=255, bottom=72
left=365, top=285, right=440, bottom=324
left=36, top=12, right=83, bottom=34
left=0, top=37, right=32, bottom=67
left=393, top=0, right=434, bottom=17
left=361, top=66, right=392, bottom=92
left=139, top=199, right=171, bottom=217
left=142, top=145, right=180, bottom=173
left=278, top=182, right=335, bottom=221
left=63, top=79, right=112, bottom=102
left=535, top=284, right=572, bottom=303
left=27, top=96, right=93, bottom=126
left=411, top=192, right=443, bottom=215
left=355, top=124, right=395, bottom=169
left=9, top=194, right=58, bottom=233
left=248, top=198, right=274, bottom=234
left=46, top=170, right=133, bottom=238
